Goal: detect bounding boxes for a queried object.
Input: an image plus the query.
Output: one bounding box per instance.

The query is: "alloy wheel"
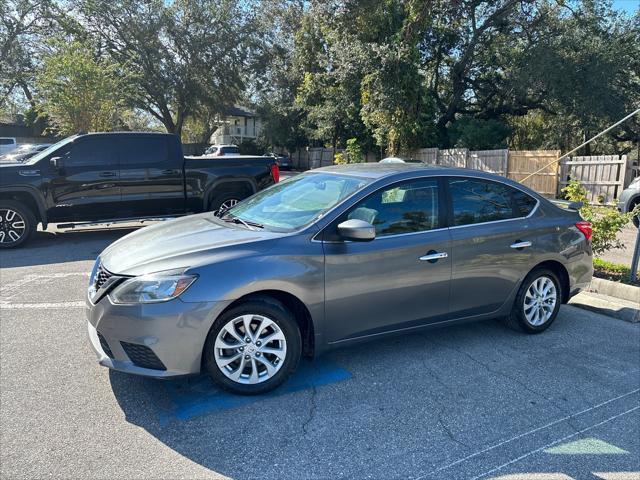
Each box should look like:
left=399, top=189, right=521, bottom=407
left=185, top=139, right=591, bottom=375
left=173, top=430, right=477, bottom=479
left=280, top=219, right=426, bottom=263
left=214, top=198, right=239, bottom=216
left=0, top=208, right=26, bottom=244
left=523, top=276, right=557, bottom=326
left=214, top=314, right=287, bottom=384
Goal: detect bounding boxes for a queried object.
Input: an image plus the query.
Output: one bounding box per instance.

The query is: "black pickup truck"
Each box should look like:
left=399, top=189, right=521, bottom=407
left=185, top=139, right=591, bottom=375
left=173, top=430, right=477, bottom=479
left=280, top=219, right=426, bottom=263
left=0, top=132, right=279, bottom=248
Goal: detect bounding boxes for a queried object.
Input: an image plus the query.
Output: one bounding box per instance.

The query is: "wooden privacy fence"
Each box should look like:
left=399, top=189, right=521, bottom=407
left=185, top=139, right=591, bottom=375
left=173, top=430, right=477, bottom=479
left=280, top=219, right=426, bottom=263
left=405, top=148, right=509, bottom=175
left=292, top=148, right=339, bottom=170
left=291, top=146, right=630, bottom=202
left=559, top=155, right=627, bottom=204
left=507, top=150, right=560, bottom=197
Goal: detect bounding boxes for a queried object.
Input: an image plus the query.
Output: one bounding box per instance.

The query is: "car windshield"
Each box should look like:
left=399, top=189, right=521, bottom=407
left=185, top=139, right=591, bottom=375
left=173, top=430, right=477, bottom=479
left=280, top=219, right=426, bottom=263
left=22, top=136, right=77, bottom=165
left=223, top=172, right=371, bottom=231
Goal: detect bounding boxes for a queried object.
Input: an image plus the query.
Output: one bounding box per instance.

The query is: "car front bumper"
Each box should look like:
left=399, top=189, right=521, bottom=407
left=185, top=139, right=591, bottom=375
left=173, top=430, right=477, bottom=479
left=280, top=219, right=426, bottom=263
left=86, top=296, right=232, bottom=378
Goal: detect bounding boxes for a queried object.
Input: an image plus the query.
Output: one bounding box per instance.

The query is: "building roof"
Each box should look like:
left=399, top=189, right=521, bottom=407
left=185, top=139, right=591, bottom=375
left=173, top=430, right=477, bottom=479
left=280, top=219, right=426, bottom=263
left=221, top=106, right=256, bottom=118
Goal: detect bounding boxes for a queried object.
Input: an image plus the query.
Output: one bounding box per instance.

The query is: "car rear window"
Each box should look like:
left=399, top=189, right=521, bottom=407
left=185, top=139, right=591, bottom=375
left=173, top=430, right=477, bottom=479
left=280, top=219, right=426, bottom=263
left=512, top=189, right=538, bottom=217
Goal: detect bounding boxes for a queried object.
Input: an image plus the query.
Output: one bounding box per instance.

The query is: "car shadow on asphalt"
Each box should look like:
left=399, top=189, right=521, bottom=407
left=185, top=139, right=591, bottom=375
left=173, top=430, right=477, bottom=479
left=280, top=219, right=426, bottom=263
left=106, top=320, right=527, bottom=478
left=0, top=228, right=136, bottom=268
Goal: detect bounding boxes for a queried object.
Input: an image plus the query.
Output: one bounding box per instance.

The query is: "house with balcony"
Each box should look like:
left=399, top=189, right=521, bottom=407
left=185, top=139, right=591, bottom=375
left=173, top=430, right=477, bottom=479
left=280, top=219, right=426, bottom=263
left=209, top=106, right=262, bottom=145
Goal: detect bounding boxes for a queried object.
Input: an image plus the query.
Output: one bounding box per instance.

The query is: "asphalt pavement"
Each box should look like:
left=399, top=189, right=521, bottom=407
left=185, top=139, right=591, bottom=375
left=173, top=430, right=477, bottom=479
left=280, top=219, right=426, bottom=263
left=1, top=225, right=639, bottom=479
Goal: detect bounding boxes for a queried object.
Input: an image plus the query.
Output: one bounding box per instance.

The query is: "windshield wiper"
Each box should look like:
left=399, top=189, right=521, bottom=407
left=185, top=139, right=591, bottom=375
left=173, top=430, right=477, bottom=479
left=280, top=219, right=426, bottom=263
left=220, top=214, right=264, bottom=231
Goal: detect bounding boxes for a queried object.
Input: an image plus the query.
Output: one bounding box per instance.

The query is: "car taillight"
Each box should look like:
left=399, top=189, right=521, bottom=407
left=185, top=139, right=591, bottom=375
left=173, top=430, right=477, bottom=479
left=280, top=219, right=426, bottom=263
left=575, top=221, right=592, bottom=241
left=270, top=163, right=280, bottom=183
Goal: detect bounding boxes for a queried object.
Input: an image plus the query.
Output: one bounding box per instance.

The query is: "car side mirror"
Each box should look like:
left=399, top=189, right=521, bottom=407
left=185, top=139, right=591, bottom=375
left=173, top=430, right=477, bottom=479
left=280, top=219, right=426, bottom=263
left=50, top=156, right=64, bottom=171
left=337, top=219, right=376, bottom=242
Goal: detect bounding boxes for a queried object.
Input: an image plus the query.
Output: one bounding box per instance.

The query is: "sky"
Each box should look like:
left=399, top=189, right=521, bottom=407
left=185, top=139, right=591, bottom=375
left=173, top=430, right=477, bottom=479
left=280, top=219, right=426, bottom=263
left=611, top=0, right=639, bottom=15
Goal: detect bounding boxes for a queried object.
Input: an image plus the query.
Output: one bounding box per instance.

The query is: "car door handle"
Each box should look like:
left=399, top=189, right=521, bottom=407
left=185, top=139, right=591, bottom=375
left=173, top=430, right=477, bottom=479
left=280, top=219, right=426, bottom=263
left=419, top=251, right=448, bottom=263
left=510, top=241, right=532, bottom=249
left=99, top=171, right=117, bottom=178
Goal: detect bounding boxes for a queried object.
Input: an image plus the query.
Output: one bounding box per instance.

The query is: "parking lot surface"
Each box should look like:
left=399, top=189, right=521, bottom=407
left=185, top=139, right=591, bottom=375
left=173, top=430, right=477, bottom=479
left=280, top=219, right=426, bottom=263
left=1, top=226, right=639, bottom=479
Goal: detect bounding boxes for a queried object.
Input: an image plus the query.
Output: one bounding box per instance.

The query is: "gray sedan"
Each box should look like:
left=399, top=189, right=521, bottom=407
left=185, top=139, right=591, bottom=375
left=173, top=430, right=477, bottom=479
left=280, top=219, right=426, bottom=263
left=86, top=164, right=593, bottom=394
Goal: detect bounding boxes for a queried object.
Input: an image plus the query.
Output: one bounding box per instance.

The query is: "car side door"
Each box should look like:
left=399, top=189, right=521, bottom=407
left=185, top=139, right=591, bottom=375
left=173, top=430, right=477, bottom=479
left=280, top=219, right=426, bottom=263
left=322, top=177, right=452, bottom=344
left=446, top=176, right=539, bottom=317
left=117, top=135, right=185, bottom=217
left=47, top=136, right=121, bottom=222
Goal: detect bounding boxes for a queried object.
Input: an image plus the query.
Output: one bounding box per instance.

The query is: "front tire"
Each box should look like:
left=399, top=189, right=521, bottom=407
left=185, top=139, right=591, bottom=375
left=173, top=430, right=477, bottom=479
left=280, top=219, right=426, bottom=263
left=503, top=268, right=562, bottom=333
left=0, top=200, right=36, bottom=249
left=203, top=297, right=301, bottom=395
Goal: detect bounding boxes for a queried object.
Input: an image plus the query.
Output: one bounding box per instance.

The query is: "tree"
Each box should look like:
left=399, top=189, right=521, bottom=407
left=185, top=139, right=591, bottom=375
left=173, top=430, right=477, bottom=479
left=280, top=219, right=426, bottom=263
left=74, top=0, right=256, bottom=136
left=0, top=0, right=56, bottom=109
left=36, top=42, right=127, bottom=134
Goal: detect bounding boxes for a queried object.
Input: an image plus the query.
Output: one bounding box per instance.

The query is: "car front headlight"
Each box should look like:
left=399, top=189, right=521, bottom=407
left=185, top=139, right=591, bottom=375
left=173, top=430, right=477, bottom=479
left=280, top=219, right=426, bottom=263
left=109, top=273, right=197, bottom=304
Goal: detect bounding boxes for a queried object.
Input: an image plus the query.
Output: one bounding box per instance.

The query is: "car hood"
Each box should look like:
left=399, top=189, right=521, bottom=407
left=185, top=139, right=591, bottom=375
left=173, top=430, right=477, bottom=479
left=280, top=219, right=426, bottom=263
left=100, top=213, right=282, bottom=276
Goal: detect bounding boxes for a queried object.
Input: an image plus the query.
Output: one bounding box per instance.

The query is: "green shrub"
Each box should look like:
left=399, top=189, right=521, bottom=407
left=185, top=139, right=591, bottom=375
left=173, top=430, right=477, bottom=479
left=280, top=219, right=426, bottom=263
left=561, top=179, right=639, bottom=256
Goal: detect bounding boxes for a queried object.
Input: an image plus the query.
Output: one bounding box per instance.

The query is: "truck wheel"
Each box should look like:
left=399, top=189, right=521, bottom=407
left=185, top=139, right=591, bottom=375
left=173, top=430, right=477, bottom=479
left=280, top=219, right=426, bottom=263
left=0, top=200, right=36, bottom=249
left=210, top=191, right=246, bottom=216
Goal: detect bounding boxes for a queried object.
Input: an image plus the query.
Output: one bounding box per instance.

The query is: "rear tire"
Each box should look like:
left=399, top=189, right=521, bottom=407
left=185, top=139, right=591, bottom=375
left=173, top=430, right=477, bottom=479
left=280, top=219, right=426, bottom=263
left=203, top=297, right=301, bottom=395
left=502, top=268, right=562, bottom=333
left=0, top=200, right=36, bottom=249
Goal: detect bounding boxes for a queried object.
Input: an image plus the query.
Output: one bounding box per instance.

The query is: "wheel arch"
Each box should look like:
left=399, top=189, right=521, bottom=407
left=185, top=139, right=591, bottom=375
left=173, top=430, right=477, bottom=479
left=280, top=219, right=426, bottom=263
left=529, top=260, right=571, bottom=303
left=204, top=179, right=257, bottom=210
left=210, top=290, right=316, bottom=359
left=0, top=188, right=47, bottom=228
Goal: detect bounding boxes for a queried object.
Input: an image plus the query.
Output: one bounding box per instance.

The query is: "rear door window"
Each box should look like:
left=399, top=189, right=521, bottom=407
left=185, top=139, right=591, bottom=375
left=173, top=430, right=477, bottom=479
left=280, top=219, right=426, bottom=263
left=448, top=177, right=534, bottom=226
left=118, top=136, right=169, bottom=166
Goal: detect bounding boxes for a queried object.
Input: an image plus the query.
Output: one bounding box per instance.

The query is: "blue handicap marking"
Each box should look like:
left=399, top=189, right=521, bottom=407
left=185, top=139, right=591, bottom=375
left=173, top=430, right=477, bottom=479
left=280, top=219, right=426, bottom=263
left=158, top=360, right=351, bottom=425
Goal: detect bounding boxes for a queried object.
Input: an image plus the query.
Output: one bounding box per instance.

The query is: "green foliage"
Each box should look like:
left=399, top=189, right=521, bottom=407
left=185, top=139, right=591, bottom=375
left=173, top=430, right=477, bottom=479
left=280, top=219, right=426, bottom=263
left=561, top=179, right=639, bottom=255
left=593, top=258, right=637, bottom=286
left=36, top=42, right=126, bottom=134
left=2, top=0, right=639, bottom=154
left=345, top=138, right=364, bottom=163
left=450, top=118, right=511, bottom=150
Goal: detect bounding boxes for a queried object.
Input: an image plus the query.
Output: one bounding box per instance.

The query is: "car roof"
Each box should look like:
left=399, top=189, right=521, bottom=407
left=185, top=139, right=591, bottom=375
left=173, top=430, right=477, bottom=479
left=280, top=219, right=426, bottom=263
left=313, top=162, right=464, bottom=179
left=311, top=162, right=543, bottom=197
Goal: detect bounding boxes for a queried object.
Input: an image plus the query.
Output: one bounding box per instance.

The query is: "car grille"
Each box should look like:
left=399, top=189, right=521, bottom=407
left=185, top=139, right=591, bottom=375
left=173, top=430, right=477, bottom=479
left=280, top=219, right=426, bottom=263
left=97, top=332, right=114, bottom=359
left=120, top=342, right=167, bottom=371
left=95, top=264, right=113, bottom=290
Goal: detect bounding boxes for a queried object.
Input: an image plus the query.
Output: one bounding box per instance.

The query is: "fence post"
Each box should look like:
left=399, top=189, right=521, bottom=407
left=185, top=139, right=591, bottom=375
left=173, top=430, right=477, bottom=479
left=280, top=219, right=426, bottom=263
left=631, top=223, right=640, bottom=283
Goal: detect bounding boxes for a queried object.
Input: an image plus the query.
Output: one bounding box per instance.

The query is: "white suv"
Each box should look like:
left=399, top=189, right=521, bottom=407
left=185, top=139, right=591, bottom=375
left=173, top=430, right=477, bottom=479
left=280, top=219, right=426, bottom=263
left=203, top=144, right=240, bottom=156
left=0, top=137, right=17, bottom=154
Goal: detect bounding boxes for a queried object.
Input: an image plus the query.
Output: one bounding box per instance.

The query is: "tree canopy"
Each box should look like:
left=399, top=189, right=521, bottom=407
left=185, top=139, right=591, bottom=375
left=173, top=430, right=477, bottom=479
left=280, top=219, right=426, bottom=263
left=0, top=0, right=637, bottom=155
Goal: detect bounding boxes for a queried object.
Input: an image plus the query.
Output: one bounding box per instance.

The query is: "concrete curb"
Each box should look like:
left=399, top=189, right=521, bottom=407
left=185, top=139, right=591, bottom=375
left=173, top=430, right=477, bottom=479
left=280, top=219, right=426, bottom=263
left=568, top=277, right=639, bottom=323
left=587, top=277, right=639, bottom=303
left=569, top=292, right=639, bottom=323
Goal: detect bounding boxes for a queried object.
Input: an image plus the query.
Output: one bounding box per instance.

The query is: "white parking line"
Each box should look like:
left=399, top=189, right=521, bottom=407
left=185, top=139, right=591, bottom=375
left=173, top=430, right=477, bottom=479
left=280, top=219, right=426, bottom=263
left=415, top=388, right=640, bottom=479
left=471, top=406, right=640, bottom=480
left=0, top=272, right=89, bottom=300
left=0, top=301, right=86, bottom=310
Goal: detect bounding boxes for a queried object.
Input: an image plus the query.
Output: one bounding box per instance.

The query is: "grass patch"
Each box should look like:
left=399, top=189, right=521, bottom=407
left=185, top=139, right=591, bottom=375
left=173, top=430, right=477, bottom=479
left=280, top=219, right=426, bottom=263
left=593, top=258, right=639, bottom=286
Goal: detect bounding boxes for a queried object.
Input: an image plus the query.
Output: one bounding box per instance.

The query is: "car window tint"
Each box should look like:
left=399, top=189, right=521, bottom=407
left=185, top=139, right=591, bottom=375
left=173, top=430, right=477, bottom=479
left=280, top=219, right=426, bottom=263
left=449, top=178, right=517, bottom=226
left=118, top=136, right=169, bottom=165
left=349, top=179, right=439, bottom=236
left=0, top=139, right=15, bottom=145
left=68, top=138, right=117, bottom=167
left=222, top=146, right=239, bottom=154
left=512, top=189, right=537, bottom=216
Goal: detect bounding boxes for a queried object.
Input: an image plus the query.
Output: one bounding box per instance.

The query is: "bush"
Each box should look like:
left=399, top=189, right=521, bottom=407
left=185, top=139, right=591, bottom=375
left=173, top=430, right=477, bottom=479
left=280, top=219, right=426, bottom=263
left=561, top=179, right=639, bottom=256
